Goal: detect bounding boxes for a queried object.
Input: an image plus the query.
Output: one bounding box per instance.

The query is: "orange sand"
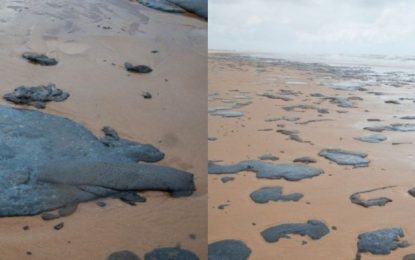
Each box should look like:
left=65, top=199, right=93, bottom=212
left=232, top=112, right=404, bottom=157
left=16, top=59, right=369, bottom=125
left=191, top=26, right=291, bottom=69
left=0, top=0, right=206, bottom=259
left=208, top=53, right=415, bottom=259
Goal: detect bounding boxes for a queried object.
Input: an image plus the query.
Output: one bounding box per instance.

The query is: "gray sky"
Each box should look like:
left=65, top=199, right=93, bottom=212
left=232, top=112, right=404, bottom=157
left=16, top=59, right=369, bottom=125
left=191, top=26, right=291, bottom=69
left=208, top=0, right=415, bottom=56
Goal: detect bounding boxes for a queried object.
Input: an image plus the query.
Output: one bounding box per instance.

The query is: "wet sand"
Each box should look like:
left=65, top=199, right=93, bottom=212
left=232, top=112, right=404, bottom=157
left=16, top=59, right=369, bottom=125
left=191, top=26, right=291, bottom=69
left=0, top=0, right=206, bottom=259
left=208, top=52, right=415, bottom=259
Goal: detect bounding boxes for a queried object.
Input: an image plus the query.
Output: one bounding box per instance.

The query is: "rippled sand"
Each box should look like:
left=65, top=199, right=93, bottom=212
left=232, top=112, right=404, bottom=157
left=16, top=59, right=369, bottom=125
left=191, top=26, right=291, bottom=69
left=0, top=1, right=206, bottom=259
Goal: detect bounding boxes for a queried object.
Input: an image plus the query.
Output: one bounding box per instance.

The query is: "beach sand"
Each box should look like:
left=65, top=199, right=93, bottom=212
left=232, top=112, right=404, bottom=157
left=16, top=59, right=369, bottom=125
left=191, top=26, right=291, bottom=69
left=0, top=0, right=206, bottom=259
left=208, top=52, right=415, bottom=259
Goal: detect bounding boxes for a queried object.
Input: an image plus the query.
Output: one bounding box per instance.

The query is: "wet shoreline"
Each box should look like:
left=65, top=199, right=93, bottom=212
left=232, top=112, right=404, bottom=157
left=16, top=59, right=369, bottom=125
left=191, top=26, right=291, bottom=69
left=209, top=52, right=415, bottom=259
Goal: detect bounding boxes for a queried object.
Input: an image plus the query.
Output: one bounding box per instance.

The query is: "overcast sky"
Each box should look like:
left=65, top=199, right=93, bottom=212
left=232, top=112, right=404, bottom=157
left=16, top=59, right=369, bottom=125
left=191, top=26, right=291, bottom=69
left=208, top=0, right=415, bottom=56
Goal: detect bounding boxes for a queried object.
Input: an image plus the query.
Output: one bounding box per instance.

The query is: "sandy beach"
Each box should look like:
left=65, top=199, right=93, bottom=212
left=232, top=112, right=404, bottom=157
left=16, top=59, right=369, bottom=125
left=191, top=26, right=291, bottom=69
left=0, top=0, right=206, bottom=259
left=208, top=52, right=415, bottom=259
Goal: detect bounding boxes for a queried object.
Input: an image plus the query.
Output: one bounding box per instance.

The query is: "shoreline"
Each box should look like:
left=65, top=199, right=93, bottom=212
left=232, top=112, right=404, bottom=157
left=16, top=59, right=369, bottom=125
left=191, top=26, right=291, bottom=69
left=209, top=52, right=415, bottom=259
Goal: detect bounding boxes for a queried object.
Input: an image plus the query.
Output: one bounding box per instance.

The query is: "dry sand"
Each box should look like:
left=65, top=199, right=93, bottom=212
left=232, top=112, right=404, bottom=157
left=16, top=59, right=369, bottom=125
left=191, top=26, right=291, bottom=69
left=0, top=0, right=206, bottom=259
left=208, top=53, right=415, bottom=259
